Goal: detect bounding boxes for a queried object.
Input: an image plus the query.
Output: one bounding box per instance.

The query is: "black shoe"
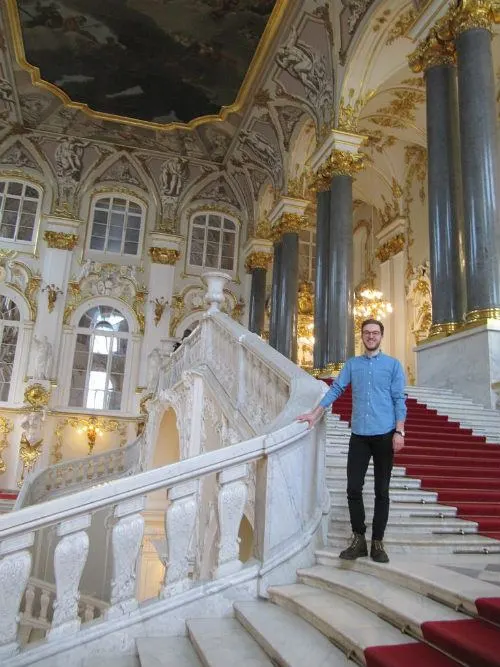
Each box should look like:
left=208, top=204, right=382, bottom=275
left=370, top=539, right=389, bottom=563
left=339, top=533, right=368, bottom=560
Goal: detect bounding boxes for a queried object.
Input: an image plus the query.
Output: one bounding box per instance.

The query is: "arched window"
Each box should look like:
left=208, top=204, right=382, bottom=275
left=89, top=196, right=144, bottom=256
left=0, top=180, right=40, bottom=243
left=0, top=296, right=21, bottom=401
left=188, top=212, right=237, bottom=272
left=69, top=305, right=129, bottom=410
left=299, top=228, right=316, bottom=284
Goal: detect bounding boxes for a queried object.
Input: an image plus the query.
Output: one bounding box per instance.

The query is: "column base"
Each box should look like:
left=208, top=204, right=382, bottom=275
left=415, top=321, right=500, bottom=409
left=465, top=307, right=500, bottom=326
left=427, top=321, right=461, bottom=341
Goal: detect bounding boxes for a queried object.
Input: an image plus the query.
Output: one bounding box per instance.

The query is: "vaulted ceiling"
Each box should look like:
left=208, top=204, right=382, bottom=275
left=17, top=0, right=276, bottom=123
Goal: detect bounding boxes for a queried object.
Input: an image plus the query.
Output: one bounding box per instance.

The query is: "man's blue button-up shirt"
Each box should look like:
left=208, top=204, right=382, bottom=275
left=319, top=352, right=407, bottom=436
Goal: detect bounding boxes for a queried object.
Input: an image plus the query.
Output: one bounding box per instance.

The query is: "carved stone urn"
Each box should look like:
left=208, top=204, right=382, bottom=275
left=202, top=271, right=231, bottom=314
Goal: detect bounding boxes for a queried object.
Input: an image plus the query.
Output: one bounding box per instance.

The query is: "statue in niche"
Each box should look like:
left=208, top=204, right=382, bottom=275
left=32, top=335, right=53, bottom=380
left=240, top=129, right=279, bottom=172
left=146, top=348, right=162, bottom=391
left=55, top=137, right=84, bottom=181
left=160, top=157, right=187, bottom=197
left=407, top=261, right=432, bottom=342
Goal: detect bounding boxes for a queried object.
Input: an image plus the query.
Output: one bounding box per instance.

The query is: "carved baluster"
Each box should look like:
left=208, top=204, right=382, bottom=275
left=23, top=583, right=36, bottom=620
left=48, top=515, right=90, bottom=639
left=215, top=464, right=248, bottom=578
left=162, top=480, right=198, bottom=597
left=39, top=588, right=50, bottom=622
left=0, top=533, right=33, bottom=658
left=106, top=497, right=145, bottom=619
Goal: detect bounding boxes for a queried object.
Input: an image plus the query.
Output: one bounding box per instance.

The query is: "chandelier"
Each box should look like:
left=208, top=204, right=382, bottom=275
left=353, top=288, right=393, bottom=325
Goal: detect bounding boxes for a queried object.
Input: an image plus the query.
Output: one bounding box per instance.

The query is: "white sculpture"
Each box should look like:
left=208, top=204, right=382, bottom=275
left=160, top=157, right=187, bottom=197
left=147, top=348, right=162, bottom=391
left=21, top=411, right=44, bottom=444
left=54, top=138, right=84, bottom=181
left=276, top=27, right=319, bottom=96
left=407, top=261, right=432, bottom=342
left=32, top=335, right=53, bottom=380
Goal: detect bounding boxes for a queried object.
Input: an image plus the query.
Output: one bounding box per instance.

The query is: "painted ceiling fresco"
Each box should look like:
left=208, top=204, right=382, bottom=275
left=18, top=0, right=276, bottom=124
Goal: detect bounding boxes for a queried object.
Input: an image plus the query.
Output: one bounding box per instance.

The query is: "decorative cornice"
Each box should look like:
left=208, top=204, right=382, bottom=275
left=311, top=150, right=364, bottom=191
left=43, top=231, right=79, bottom=250
left=408, top=30, right=456, bottom=73
left=149, top=247, right=180, bottom=265
left=375, top=233, right=406, bottom=263
left=451, top=0, right=496, bottom=35
left=245, top=251, right=272, bottom=272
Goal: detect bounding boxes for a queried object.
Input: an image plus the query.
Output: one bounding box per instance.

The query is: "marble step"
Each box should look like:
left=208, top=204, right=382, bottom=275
left=268, top=583, right=417, bottom=664
left=328, top=516, right=478, bottom=536
left=84, top=657, right=140, bottom=667
left=329, top=502, right=457, bottom=518
left=187, top=618, right=274, bottom=666
left=326, top=532, right=500, bottom=555
left=315, top=552, right=500, bottom=619
left=326, top=459, right=407, bottom=476
left=234, top=600, right=355, bottom=666
left=297, top=565, right=465, bottom=637
left=327, top=475, right=422, bottom=490
left=328, top=488, right=438, bottom=504
left=137, top=637, right=201, bottom=667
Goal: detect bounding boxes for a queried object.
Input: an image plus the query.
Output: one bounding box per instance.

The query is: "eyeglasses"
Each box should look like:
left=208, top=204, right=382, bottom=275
left=362, top=331, right=381, bottom=337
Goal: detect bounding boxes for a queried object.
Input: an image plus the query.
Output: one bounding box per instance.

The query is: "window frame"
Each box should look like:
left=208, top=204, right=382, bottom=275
left=0, top=179, right=42, bottom=247
left=186, top=211, right=239, bottom=277
left=0, top=294, right=23, bottom=404
left=86, top=194, right=146, bottom=260
left=298, top=227, right=316, bottom=285
left=69, top=305, right=131, bottom=412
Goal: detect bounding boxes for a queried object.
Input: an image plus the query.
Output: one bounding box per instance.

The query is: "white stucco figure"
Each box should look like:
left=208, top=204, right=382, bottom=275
left=147, top=348, right=162, bottom=391
left=55, top=137, right=84, bottom=181
left=160, top=157, right=187, bottom=197
left=240, top=130, right=278, bottom=171
left=32, top=335, right=53, bottom=380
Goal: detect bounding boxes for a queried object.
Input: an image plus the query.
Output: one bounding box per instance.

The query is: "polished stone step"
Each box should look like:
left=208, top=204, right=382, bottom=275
left=268, top=583, right=417, bottom=664
left=329, top=502, right=457, bottom=518
left=234, top=600, right=355, bottom=666
left=296, top=565, right=465, bottom=636
left=328, top=488, right=438, bottom=504
left=326, top=532, right=500, bottom=555
left=137, top=637, right=201, bottom=667
left=328, top=516, right=478, bottom=536
left=187, top=618, right=274, bottom=666
left=327, top=474, right=422, bottom=489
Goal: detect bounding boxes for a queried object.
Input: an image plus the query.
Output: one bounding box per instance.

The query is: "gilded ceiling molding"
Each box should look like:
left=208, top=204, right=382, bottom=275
left=4, top=0, right=291, bottom=132
left=375, top=233, right=406, bottom=263
left=244, top=251, right=273, bottom=273
left=43, top=231, right=79, bottom=251
left=149, top=247, right=180, bottom=265
left=386, top=8, right=416, bottom=45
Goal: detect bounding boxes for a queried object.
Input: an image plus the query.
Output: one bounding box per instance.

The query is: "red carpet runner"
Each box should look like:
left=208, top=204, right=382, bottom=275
left=331, top=390, right=500, bottom=540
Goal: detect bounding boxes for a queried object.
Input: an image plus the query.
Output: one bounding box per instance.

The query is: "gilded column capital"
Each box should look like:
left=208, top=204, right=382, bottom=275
left=244, top=251, right=273, bottom=272
left=149, top=247, right=180, bottom=265
left=312, top=151, right=364, bottom=192
left=408, top=31, right=456, bottom=73
left=375, top=233, right=406, bottom=263
left=43, top=231, right=79, bottom=250
left=271, top=213, right=308, bottom=241
left=451, top=0, right=497, bottom=35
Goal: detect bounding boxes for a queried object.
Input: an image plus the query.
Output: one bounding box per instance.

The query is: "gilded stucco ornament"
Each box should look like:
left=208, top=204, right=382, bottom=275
left=19, top=432, right=44, bottom=483
left=271, top=213, right=308, bottom=240
left=375, top=234, right=406, bottom=263
left=311, top=151, right=365, bottom=193
left=149, top=247, right=180, bottom=265
left=408, top=30, right=456, bottom=73
left=43, top=231, right=79, bottom=251
left=0, top=416, right=13, bottom=474
left=451, top=0, right=497, bottom=34
left=24, top=383, right=50, bottom=409
left=244, top=251, right=273, bottom=272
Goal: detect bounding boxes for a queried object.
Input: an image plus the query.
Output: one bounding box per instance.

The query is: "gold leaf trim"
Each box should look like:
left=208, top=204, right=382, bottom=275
left=43, top=231, right=79, bottom=250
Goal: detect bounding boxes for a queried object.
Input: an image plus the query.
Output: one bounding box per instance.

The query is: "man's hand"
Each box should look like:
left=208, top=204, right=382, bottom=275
left=297, top=406, right=325, bottom=429
left=392, top=432, right=405, bottom=452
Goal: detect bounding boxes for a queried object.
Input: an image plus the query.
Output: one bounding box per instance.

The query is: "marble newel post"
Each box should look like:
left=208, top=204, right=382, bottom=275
left=269, top=198, right=310, bottom=362
left=243, top=239, right=273, bottom=336
left=453, top=3, right=500, bottom=323
left=310, top=131, right=365, bottom=373
left=409, top=31, right=465, bottom=335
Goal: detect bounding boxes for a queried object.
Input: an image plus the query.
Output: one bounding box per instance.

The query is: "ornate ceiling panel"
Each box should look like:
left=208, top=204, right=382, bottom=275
left=16, top=0, right=277, bottom=124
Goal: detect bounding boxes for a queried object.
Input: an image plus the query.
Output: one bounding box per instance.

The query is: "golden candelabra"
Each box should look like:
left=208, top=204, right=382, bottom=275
left=68, top=415, right=118, bottom=455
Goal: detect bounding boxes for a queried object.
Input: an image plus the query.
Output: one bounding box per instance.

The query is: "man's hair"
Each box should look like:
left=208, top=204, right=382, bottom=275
left=361, top=319, right=384, bottom=335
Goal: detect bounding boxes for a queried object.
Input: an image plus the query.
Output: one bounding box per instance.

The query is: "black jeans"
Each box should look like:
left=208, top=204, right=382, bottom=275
left=346, top=431, right=394, bottom=541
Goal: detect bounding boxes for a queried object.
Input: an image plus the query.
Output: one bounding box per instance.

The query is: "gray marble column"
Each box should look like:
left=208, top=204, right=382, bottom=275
left=326, top=175, right=354, bottom=367
left=313, top=188, right=330, bottom=370
left=425, top=61, right=465, bottom=333
left=276, top=232, right=299, bottom=362
left=248, top=268, right=267, bottom=336
left=269, top=241, right=282, bottom=349
left=456, top=24, right=500, bottom=320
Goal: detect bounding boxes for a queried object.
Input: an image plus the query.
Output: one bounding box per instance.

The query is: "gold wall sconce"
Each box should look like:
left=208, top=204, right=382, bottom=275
left=42, top=283, right=63, bottom=313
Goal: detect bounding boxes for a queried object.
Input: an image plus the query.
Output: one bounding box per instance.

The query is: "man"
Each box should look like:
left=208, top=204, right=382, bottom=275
left=297, top=318, right=406, bottom=563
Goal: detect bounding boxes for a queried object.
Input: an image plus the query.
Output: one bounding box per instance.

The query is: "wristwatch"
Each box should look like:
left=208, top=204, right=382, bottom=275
left=395, top=429, right=405, bottom=437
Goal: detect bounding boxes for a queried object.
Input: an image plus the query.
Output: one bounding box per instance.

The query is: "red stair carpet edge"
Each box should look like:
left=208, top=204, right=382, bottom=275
left=476, top=598, right=500, bottom=625
left=422, top=618, right=500, bottom=667
left=365, top=642, right=461, bottom=667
